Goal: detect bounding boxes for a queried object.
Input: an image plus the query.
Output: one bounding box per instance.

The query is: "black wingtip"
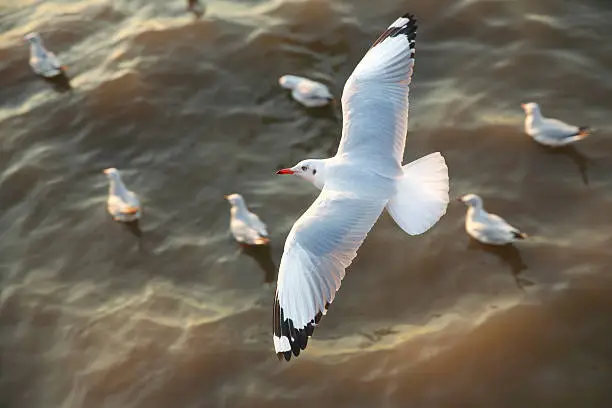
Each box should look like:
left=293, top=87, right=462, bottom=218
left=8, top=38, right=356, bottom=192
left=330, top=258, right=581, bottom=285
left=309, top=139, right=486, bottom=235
left=578, top=126, right=591, bottom=137
left=273, top=296, right=333, bottom=362
left=371, top=13, right=418, bottom=49
left=513, top=231, right=528, bottom=240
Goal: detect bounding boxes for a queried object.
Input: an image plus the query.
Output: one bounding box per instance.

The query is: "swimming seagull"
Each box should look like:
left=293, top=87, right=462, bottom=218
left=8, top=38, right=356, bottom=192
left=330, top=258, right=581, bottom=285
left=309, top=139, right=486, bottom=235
left=24, top=32, right=66, bottom=78
left=104, top=168, right=142, bottom=222
left=522, top=102, right=591, bottom=147
left=278, top=75, right=334, bottom=108
left=458, top=194, right=527, bottom=245
left=225, top=194, right=270, bottom=245
left=272, top=13, right=450, bottom=361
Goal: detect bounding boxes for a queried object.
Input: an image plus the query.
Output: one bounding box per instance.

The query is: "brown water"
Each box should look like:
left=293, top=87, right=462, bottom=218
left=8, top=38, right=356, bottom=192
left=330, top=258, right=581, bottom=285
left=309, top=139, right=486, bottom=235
left=2, top=0, right=612, bottom=407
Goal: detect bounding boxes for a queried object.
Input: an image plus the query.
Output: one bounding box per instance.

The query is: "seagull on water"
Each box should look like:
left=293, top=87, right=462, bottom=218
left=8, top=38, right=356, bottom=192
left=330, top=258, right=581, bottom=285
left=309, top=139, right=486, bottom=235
left=104, top=168, right=141, bottom=222
left=458, top=194, right=527, bottom=245
left=225, top=194, right=270, bottom=245
left=279, top=75, right=334, bottom=108
left=24, top=32, right=66, bottom=78
left=522, top=102, right=590, bottom=147
left=272, top=13, right=450, bottom=361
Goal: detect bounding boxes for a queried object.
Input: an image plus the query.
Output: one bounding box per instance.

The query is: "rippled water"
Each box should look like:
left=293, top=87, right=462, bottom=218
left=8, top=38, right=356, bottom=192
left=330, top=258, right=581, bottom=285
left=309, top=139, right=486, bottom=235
left=2, top=0, right=612, bottom=407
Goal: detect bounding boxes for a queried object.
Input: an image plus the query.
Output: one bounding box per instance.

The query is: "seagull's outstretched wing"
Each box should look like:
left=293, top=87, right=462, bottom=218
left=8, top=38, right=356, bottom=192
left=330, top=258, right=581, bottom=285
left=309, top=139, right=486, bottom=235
left=337, top=14, right=417, bottom=176
left=273, top=188, right=387, bottom=361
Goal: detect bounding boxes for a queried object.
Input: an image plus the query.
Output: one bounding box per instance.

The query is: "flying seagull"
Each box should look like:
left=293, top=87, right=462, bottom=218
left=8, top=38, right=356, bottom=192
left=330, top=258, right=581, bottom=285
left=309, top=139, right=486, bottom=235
left=272, top=13, right=449, bottom=361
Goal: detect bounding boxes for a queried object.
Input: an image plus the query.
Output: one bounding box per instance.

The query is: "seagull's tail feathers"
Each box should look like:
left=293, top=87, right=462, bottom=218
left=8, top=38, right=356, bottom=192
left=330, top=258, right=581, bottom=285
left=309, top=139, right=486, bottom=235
left=253, top=236, right=270, bottom=245
left=386, top=152, right=449, bottom=235
left=512, top=231, right=528, bottom=240
left=561, top=126, right=591, bottom=145
left=121, top=206, right=140, bottom=214
left=577, top=126, right=591, bottom=139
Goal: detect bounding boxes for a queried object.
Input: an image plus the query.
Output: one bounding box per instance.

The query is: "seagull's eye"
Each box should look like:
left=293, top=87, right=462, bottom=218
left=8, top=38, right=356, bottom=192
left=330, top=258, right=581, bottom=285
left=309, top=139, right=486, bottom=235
left=312, top=169, right=317, bottom=175
left=301, top=166, right=307, bottom=171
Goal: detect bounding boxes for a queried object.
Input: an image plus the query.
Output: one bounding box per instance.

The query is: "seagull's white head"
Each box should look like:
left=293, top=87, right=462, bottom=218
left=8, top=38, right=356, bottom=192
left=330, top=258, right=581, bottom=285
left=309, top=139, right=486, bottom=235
left=276, top=159, right=327, bottom=189
left=521, top=102, right=540, bottom=116
left=458, top=193, right=483, bottom=208
left=24, top=32, right=42, bottom=46
left=278, top=75, right=300, bottom=90
left=103, top=167, right=122, bottom=180
left=224, top=193, right=246, bottom=208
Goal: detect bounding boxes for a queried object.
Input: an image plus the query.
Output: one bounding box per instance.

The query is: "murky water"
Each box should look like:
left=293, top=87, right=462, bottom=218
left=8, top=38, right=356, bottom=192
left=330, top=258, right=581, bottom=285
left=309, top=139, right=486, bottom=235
left=1, top=0, right=612, bottom=407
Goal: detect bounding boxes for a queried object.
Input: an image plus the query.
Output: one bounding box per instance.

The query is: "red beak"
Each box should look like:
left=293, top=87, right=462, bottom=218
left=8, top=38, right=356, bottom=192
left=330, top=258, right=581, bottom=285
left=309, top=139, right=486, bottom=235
left=276, top=168, right=294, bottom=175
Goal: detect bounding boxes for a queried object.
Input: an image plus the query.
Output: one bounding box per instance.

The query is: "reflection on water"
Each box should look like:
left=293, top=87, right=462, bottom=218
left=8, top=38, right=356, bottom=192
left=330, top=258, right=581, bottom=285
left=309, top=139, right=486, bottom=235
left=466, top=240, right=533, bottom=290
left=537, top=144, right=590, bottom=185
left=41, top=72, right=73, bottom=93
left=1, top=0, right=612, bottom=406
left=241, top=243, right=277, bottom=284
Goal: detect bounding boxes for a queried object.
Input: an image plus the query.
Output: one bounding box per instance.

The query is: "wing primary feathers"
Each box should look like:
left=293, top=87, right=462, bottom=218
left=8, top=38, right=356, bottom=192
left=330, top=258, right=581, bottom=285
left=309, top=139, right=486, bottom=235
left=273, top=291, right=332, bottom=361
left=371, top=13, right=417, bottom=49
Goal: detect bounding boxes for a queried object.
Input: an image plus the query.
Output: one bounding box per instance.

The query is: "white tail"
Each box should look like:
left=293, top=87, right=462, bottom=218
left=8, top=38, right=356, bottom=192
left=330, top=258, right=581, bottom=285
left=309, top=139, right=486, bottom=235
left=386, top=152, right=449, bottom=235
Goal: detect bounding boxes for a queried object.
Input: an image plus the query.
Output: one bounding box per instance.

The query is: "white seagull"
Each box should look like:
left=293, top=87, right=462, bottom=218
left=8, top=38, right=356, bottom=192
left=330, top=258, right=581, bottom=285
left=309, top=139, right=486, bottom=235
left=225, top=194, right=270, bottom=245
left=279, top=75, right=334, bottom=108
left=24, top=32, right=66, bottom=78
left=103, top=168, right=142, bottom=222
left=522, top=102, right=590, bottom=147
left=272, top=13, right=450, bottom=361
left=458, top=194, right=527, bottom=245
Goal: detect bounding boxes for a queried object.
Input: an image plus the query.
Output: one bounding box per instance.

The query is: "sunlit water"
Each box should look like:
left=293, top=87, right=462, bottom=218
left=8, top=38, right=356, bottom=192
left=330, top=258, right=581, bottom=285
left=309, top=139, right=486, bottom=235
left=1, top=0, right=612, bottom=407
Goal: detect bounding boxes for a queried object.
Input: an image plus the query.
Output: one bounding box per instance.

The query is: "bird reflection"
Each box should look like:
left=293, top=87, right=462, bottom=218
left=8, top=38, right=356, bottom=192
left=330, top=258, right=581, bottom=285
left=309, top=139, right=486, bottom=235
left=467, top=240, right=533, bottom=290
left=42, top=72, right=72, bottom=93
left=241, top=243, right=277, bottom=283
left=538, top=144, right=589, bottom=185
left=122, top=219, right=142, bottom=238
left=121, top=219, right=145, bottom=253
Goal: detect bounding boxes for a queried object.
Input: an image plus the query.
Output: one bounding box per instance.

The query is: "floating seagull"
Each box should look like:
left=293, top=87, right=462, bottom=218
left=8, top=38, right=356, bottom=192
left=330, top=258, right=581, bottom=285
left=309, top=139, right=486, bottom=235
left=279, top=75, right=334, bottom=108
left=522, top=102, right=590, bottom=146
left=225, top=194, right=270, bottom=245
left=458, top=194, right=527, bottom=245
left=187, top=0, right=204, bottom=17
left=272, top=13, right=449, bottom=361
left=103, top=168, right=141, bottom=222
left=24, top=32, right=66, bottom=78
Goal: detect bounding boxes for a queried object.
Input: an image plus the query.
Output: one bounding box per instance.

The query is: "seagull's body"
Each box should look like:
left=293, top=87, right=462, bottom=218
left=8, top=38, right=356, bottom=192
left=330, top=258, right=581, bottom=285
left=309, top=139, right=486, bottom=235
left=225, top=194, right=270, bottom=245
left=24, top=32, right=65, bottom=78
left=272, top=14, right=450, bottom=361
left=459, top=194, right=527, bottom=245
left=104, top=168, right=141, bottom=222
left=522, top=102, right=590, bottom=147
left=279, top=75, right=334, bottom=107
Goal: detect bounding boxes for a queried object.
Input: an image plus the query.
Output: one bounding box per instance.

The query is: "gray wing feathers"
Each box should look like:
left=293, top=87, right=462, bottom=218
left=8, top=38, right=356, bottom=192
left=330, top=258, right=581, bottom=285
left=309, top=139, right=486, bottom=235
left=337, top=16, right=416, bottom=174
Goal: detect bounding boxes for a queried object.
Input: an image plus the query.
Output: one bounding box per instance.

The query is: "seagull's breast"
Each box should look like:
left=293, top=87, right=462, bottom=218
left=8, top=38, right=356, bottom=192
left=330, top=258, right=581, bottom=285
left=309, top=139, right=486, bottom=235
left=326, top=156, right=397, bottom=199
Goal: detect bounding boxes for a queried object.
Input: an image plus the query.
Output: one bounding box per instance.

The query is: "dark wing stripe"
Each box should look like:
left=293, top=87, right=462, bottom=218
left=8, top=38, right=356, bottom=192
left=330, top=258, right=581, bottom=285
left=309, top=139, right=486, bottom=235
left=274, top=295, right=331, bottom=361
left=370, top=13, right=417, bottom=49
